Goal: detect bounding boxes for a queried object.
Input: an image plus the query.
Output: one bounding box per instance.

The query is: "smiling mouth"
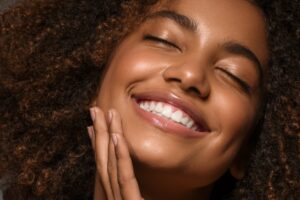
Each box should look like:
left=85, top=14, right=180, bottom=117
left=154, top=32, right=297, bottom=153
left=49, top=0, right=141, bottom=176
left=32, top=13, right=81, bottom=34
left=131, top=92, right=210, bottom=137
left=138, top=100, right=199, bottom=131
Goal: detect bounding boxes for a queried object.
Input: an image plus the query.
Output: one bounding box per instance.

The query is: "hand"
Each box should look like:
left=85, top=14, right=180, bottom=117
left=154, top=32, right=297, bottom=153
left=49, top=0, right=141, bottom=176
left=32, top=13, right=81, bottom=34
left=88, top=107, right=143, bottom=200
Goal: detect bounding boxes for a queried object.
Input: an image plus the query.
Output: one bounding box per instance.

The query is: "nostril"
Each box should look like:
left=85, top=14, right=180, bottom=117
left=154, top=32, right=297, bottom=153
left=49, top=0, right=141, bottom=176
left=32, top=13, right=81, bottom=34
left=162, top=67, right=210, bottom=98
left=187, top=85, right=210, bottom=99
left=165, top=77, right=209, bottom=98
left=187, top=87, right=201, bottom=96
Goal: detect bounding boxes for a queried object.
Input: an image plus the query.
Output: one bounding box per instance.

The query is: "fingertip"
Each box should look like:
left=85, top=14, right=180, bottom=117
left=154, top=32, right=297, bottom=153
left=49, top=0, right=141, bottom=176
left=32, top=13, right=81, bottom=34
left=91, top=106, right=105, bottom=115
left=109, top=109, right=123, bottom=135
left=114, top=133, right=131, bottom=161
left=110, top=108, right=121, bottom=120
left=87, top=126, right=94, bottom=139
left=112, top=133, right=122, bottom=160
left=108, top=109, right=113, bottom=123
left=112, top=133, right=118, bottom=146
left=87, top=126, right=96, bottom=150
left=89, top=107, right=96, bottom=121
left=90, top=107, right=107, bottom=127
left=93, top=106, right=104, bottom=115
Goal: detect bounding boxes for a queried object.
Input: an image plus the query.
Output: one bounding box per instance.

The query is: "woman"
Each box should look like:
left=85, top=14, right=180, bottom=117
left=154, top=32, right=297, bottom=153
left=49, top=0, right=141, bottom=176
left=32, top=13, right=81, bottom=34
left=0, top=0, right=299, bottom=199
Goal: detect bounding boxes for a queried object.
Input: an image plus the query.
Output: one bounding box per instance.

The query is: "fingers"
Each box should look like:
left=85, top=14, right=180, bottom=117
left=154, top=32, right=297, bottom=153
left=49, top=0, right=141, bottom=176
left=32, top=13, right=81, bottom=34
left=87, top=126, right=95, bottom=149
left=110, top=115, right=142, bottom=200
left=107, top=111, right=122, bottom=199
left=88, top=108, right=142, bottom=200
left=109, top=109, right=123, bottom=135
left=90, top=107, right=114, bottom=200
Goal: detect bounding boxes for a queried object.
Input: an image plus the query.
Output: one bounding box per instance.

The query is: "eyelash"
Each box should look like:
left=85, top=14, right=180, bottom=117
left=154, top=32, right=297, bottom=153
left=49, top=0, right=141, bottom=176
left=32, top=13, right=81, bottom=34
left=143, top=34, right=251, bottom=94
left=143, top=34, right=181, bottom=51
left=216, top=67, right=251, bottom=94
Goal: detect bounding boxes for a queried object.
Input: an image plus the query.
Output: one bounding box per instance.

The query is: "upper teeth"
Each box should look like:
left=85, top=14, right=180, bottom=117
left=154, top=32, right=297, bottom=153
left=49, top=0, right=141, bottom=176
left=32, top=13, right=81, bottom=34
left=139, top=101, right=197, bottom=131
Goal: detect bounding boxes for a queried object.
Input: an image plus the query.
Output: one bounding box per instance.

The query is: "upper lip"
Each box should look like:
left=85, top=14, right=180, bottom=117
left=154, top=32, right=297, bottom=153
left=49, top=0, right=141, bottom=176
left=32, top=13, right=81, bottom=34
left=132, top=91, right=210, bottom=132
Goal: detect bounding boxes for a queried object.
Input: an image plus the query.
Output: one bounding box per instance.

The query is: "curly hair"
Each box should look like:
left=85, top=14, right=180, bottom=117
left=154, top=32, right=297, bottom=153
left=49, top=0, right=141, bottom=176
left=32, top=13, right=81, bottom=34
left=0, top=0, right=299, bottom=199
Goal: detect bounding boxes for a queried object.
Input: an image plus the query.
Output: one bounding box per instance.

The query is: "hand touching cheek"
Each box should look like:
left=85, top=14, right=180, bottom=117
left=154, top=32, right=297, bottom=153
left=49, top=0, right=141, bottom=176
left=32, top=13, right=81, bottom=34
left=88, top=108, right=143, bottom=200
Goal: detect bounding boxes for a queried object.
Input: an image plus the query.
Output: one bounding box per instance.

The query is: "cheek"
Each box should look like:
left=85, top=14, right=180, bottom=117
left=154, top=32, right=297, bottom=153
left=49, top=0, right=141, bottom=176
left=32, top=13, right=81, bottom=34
left=218, top=97, right=255, bottom=131
left=211, top=87, right=257, bottom=150
left=97, top=47, right=156, bottom=106
left=107, top=45, right=167, bottom=84
left=182, top=92, right=257, bottom=185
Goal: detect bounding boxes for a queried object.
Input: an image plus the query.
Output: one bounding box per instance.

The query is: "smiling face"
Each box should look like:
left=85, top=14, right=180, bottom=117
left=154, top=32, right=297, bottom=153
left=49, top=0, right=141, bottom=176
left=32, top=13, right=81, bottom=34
left=94, top=0, right=269, bottom=192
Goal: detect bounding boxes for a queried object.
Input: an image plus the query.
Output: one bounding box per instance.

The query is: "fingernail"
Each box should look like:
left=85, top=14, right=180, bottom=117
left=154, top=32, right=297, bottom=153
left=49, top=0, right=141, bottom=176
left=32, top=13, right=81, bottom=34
left=112, top=134, right=118, bottom=146
left=108, top=109, right=113, bottom=123
left=90, top=108, right=96, bottom=121
left=87, top=126, right=94, bottom=139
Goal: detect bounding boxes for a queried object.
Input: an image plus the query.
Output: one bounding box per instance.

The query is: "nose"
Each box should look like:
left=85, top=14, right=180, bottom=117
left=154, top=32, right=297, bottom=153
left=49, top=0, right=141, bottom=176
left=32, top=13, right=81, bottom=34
left=162, top=63, right=210, bottom=99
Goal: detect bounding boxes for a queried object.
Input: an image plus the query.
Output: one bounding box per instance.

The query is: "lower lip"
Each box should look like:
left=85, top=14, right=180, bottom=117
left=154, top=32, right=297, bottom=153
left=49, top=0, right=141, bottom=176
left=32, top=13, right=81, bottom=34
left=132, top=98, right=208, bottom=138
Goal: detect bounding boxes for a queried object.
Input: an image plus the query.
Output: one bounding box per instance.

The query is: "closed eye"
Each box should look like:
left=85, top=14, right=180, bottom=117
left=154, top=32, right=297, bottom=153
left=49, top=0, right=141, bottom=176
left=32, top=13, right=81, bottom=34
left=143, top=34, right=181, bottom=51
left=216, top=67, right=251, bottom=94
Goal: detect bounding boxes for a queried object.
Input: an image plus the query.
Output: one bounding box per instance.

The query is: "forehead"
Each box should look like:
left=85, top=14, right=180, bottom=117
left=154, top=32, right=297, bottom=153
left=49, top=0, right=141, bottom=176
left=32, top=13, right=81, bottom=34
left=160, top=0, right=264, bottom=19
left=151, top=0, right=269, bottom=68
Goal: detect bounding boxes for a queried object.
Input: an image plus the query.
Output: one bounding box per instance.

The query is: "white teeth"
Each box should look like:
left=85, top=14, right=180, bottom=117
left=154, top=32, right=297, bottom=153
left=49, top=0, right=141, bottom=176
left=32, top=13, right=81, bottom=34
left=150, top=101, right=156, bottom=111
left=180, top=117, right=189, bottom=125
left=186, top=120, right=194, bottom=128
left=154, top=102, right=164, bottom=113
left=139, top=101, right=198, bottom=131
left=139, top=102, right=145, bottom=109
left=170, top=110, right=183, bottom=123
left=161, top=105, right=173, bottom=118
left=144, top=102, right=150, bottom=111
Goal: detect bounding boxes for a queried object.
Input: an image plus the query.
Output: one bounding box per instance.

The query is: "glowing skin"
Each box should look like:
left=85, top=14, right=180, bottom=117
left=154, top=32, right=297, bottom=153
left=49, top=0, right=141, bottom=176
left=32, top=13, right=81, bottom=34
left=93, top=0, right=269, bottom=199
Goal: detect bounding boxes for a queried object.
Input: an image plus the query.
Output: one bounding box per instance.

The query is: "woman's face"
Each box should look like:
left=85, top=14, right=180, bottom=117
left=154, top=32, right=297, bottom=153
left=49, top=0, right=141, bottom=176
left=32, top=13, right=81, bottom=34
left=94, top=0, right=269, bottom=188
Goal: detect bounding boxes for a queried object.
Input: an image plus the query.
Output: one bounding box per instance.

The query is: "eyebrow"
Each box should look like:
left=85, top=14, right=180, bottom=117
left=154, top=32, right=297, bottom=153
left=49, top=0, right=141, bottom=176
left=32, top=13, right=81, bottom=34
left=146, top=10, right=264, bottom=83
left=222, top=42, right=264, bottom=82
left=146, top=10, right=198, bottom=32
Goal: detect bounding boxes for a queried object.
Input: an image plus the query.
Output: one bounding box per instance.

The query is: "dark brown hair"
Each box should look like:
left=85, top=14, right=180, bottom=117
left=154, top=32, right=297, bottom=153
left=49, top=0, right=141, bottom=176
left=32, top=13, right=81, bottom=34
left=0, top=0, right=299, bottom=199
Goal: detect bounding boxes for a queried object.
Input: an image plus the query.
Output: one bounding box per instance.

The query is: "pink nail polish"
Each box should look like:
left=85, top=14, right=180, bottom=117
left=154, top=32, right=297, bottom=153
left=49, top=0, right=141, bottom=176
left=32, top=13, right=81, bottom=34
left=112, top=134, right=118, bottom=146
left=87, top=126, right=94, bottom=139
left=90, top=108, right=96, bottom=121
left=108, top=110, right=113, bottom=123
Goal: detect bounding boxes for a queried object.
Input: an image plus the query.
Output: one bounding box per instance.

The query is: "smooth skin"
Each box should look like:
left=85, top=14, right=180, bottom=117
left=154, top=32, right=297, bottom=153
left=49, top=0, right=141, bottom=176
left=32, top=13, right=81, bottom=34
left=89, top=0, right=269, bottom=199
